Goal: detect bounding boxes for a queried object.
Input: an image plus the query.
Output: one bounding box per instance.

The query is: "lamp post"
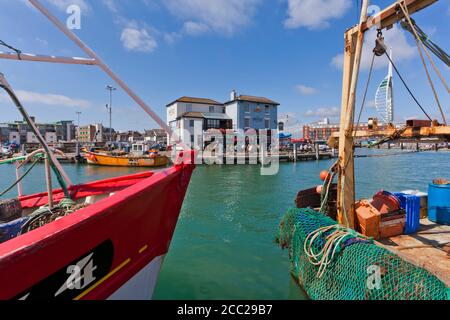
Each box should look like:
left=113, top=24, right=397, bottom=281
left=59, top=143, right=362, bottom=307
left=76, top=111, right=81, bottom=158
left=105, top=85, right=116, bottom=145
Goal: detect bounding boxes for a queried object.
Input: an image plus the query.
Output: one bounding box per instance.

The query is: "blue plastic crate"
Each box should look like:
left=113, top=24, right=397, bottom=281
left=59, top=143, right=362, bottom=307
left=393, top=192, right=420, bottom=234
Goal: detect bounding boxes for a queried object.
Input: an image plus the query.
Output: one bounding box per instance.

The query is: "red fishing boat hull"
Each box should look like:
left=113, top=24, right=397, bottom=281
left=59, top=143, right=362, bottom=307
left=0, top=157, right=195, bottom=300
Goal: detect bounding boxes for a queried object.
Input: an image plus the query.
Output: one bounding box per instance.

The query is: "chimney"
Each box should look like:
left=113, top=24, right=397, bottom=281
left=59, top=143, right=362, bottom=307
left=230, top=89, right=237, bottom=101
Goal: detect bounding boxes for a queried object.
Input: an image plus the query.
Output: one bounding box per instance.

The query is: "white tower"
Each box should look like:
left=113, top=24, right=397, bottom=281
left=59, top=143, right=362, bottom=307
left=375, top=49, right=394, bottom=124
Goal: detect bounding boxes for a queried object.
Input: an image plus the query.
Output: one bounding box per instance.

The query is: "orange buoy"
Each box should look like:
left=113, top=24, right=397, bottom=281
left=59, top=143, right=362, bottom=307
left=316, top=185, right=323, bottom=194
left=320, top=170, right=330, bottom=181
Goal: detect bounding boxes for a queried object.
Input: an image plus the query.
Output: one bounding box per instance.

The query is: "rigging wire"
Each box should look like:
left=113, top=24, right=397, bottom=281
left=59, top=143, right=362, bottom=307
left=401, top=20, right=450, bottom=68
left=0, top=39, right=22, bottom=59
left=397, top=1, right=447, bottom=124
left=355, top=53, right=376, bottom=135
left=384, top=51, right=433, bottom=122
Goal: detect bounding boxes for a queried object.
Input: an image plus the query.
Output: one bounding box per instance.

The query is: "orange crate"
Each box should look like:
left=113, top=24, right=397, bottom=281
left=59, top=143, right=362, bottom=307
left=379, top=213, right=406, bottom=239
left=355, top=200, right=381, bottom=239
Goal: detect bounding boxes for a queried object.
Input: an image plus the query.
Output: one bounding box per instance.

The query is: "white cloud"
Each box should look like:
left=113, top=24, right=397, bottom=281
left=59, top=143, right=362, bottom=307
left=164, top=32, right=182, bottom=44
left=102, top=0, right=118, bottom=13
left=35, top=38, right=49, bottom=47
left=295, top=84, right=318, bottom=95
left=304, top=107, right=340, bottom=118
left=121, top=26, right=158, bottom=52
left=284, top=0, right=351, bottom=30
left=331, top=25, right=416, bottom=70
left=163, top=0, right=261, bottom=36
left=183, top=21, right=210, bottom=36
left=45, top=0, right=91, bottom=12
left=0, top=90, right=91, bottom=108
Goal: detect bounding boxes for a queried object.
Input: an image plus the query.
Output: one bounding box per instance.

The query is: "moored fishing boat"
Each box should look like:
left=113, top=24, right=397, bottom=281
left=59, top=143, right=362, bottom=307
left=0, top=0, right=194, bottom=300
left=85, top=151, right=169, bottom=168
left=277, top=0, right=450, bottom=300
left=85, top=142, right=170, bottom=168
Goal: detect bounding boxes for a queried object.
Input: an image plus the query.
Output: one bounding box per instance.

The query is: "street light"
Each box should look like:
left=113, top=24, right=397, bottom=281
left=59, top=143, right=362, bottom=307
left=105, top=85, right=116, bottom=144
left=75, top=111, right=82, bottom=158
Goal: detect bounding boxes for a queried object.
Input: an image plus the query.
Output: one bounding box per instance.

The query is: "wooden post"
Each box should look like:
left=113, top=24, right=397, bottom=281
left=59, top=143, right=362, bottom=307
left=15, top=162, right=23, bottom=197
left=45, top=155, right=54, bottom=209
left=293, top=144, right=297, bottom=162
left=337, top=0, right=369, bottom=229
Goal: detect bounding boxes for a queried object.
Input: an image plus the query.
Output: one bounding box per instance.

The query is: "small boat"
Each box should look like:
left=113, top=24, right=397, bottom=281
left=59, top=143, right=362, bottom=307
left=85, top=142, right=169, bottom=167
left=85, top=151, right=169, bottom=167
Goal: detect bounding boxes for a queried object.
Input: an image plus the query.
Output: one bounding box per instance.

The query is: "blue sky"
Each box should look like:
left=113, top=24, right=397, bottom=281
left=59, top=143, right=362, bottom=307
left=0, top=0, right=448, bottom=136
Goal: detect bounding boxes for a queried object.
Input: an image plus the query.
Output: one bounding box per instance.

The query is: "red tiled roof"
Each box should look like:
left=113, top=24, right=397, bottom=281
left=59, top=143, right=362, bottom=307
left=225, top=95, right=279, bottom=105
left=167, top=96, right=222, bottom=107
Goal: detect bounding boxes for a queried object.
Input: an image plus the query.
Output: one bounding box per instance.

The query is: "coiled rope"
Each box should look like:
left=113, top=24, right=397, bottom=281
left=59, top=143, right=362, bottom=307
left=19, top=198, right=77, bottom=235
left=304, top=224, right=370, bottom=278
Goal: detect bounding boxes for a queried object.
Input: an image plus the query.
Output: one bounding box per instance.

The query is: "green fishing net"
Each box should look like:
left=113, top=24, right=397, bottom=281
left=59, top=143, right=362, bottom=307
left=277, top=208, right=448, bottom=300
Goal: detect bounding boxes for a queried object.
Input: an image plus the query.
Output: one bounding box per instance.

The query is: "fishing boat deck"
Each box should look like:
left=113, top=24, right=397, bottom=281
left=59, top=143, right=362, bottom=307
left=378, top=219, right=450, bottom=287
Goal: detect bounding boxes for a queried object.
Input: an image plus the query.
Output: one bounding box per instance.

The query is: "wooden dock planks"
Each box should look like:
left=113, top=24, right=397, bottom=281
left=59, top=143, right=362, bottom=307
left=378, top=219, right=450, bottom=287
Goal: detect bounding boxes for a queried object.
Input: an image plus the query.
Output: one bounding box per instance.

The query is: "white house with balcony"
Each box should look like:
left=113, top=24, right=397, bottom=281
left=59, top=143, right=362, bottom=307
left=166, top=97, right=232, bottom=148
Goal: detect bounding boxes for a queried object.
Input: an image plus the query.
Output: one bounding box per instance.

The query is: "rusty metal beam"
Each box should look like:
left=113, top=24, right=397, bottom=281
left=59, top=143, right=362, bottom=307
left=330, top=125, right=450, bottom=142
left=0, top=51, right=97, bottom=65
left=361, top=0, right=438, bottom=32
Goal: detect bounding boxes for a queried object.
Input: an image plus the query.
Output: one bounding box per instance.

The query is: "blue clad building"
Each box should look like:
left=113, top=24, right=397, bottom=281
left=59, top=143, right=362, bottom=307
left=224, top=90, right=279, bottom=131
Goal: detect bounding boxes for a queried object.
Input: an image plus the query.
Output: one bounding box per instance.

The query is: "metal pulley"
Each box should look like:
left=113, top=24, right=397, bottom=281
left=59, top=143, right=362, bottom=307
left=373, top=29, right=387, bottom=56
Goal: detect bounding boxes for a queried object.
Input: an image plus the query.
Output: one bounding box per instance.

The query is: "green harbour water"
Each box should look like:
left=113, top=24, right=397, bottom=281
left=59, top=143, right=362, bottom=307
left=0, top=150, right=448, bottom=299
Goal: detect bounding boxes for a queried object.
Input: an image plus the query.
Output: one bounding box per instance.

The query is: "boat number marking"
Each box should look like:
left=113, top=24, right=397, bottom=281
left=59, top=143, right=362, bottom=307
left=54, top=253, right=97, bottom=297
left=14, top=240, right=114, bottom=300
left=128, top=159, right=139, bottom=166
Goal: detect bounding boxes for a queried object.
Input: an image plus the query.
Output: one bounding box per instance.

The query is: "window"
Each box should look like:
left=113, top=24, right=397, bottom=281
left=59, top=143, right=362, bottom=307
left=189, top=120, right=195, bottom=128
left=265, top=119, right=270, bottom=129
left=190, top=135, right=195, bottom=144
left=265, top=105, right=270, bottom=114
left=222, top=107, right=226, bottom=114
left=244, top=118, right=251, bottom=128
left=186, top=104, right=192, bottom=112
left=209, top=106, right=215, bottom=113
left=205, top=119, right=221, bottom=130
left=244, top=103, right=250, bottom=113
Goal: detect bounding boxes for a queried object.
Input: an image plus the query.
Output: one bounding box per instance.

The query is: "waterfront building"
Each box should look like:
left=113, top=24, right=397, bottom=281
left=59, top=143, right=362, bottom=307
left=144, top=129, right=167, bottom=145
left=224, top=90, right=279, bottom=131
left=0, top=124, right=19, bottom=145
left=303, top=118, right=389, bottom=142
left=167, top=96, right=231, bottom=148
left=78, top=124, right=105, bottom=143
left=0, top=117, right=73, bottom=145
left=55, top=121, right=76, bottom=142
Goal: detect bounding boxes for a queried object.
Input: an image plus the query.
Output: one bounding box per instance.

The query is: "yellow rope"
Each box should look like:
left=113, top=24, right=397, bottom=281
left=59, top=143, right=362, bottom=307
left=303, top=225, right=357, bottom=278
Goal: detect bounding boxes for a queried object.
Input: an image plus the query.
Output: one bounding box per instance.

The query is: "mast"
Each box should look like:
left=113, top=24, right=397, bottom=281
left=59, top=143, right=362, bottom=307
left=337, top=0, right=369, bottom=228
left=336, top=0, right=438, bottom=228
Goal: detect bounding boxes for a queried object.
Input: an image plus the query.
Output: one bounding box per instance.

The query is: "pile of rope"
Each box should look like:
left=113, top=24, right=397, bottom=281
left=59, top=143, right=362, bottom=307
left=20, top=198, right=85, bottom=235
left=304, top=224, right=371, bottom=278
